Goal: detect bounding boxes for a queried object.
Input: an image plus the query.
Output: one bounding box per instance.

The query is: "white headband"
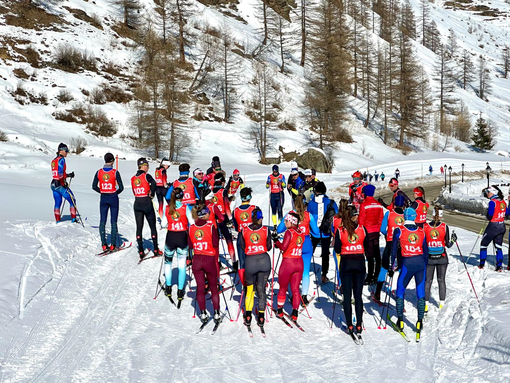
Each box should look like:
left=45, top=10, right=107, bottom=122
left=285, top=214, right=298, bottom=225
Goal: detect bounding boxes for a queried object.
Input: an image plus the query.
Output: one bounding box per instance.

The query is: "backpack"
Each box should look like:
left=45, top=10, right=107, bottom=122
left=319, top=201, right=336, bottom=234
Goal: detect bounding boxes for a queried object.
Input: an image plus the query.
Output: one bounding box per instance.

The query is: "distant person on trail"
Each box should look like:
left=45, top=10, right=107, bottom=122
left=131, top=157, right=161, bottom=260
left=429, top=165, right=433, bottom=176
left=92, top=152, right=124, bottom=251
left=479, top=186, right=507, bottom=271
left=50, top=142, right=77, bottom=223
left=374, top=170, right=379, bottom=182
left=395, top=168, right=400, bottom=179
left=266, top=165, right=286, bottom=227
left=380, top=172, right=385, bottom=182
left=424, top=206, right=456, bottom=314
left=440, top=166, right=444, bottom=175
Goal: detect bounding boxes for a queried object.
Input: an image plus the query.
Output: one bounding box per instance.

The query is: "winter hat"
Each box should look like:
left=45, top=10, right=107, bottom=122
left=394, top=195, right=405, bottom=207
left=196, top=205, right=210, bottom=218
left=58, top=142, right=69, bottom=152
left=413, top=187, right=424, bottom=197
left=362, top=184, right=376, bottom=197
left=291, top=169, right=298, bottom=175
left=315, top=182, right=327, bottom=195
left=233, top=169, right=240, bottom=175
left=104, top=152, right=115, bottom=163
left=179, top=163, right=190, bottom=174
left=404, top=207, right=417, bottom=222
left=214, top=172, right=225, bottom=183
left=212, top=160, right=221, bottom=169
left=161, top=157, right=171, bottom=166
left=389, top=177, right=399, bottom=186
left=252, top=207, right=263, bottom=221
left=272, top=165, right=279, bottom=172
left=212, top=156, right=220, bottom=163
left=240, top=187, right=252, bottom=202
left=137, top=157, right=149, bottom=168
left=193, top=168, right=204, bottom=176
left=486, top=186, right=498, bottom=196
left=304, top=169, right=313, bottom=177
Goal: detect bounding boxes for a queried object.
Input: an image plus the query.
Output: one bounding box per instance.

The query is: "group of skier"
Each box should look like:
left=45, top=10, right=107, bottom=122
left=50, top=143, right=510, bottom=341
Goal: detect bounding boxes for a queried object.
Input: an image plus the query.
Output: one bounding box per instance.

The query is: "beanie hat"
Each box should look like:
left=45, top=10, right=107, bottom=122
left=58, top=143, right=69, bottom=152
left=304, top=169, right=312, bottom=176
left=315, top=182, right=327, bottom=194
left=214, top=172, right=225, bottom=183
left=394, top=195, right=405, bottom=207
left=179, top=163, right=190, bottom=174
left=272, top=165, right=279, bottom=172
left=362, top=184, right=376, bottom=197
left=137, top=157, right=148, bottom=168
left=404, top=207, right=417, bottom=222
left=104, top=152, right=115, bottom=163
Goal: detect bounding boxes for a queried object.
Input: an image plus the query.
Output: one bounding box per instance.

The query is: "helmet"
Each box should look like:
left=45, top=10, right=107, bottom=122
left=352, top=171, right=362, bottom=179
left=233, top=169, right=240, bottom=175
left=137, top=157, right=149, bottom=168
left=272, top=165, right=279, bottom=172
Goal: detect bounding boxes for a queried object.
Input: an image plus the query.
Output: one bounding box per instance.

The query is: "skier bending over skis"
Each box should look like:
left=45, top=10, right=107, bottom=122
left=277, top=196, right=319, bottom=306
left=424, top=206, right=456, bottom=313
left=237, top=207, right=272, bottom=328
left=334, top=205, right=368, bottom=336
left=50, top=142, right=77, bottom=223
left=390, top=207, right=428, bottom=335
left=164, top=187, right=193, bottom=304
left=273, top=212, right=305, bottom=321
left=92, top=152, right=124, bottom=251
left=189, top=204, right=221, bottom=324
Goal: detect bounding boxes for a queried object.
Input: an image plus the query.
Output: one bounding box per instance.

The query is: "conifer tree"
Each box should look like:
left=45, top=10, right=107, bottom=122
left=471, top=113, right=496, bottom=151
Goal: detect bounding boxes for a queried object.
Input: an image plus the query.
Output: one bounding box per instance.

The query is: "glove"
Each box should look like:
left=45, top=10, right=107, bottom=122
left=68, top=171, right=75, bottom=179
left=387, top=269, right=394, bottom=278
left=451, top=232, right=458, bottom=243
left=225, top=219, right=233, bottom=228
left=228, top=195, right=235, bottom=202
left=271, top=231, right=279, bottom=242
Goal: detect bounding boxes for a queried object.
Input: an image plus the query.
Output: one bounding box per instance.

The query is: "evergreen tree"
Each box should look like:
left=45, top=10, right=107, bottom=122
left=471, top=113, right=495, bottom=151
left=478, top=54, right=491, bottom=100
left=459, top=49, right=475, bottom=89
left=433, top=44, right=457, bottom=135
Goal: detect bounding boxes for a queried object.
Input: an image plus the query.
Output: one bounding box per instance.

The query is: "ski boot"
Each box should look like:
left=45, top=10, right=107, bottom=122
left=495, top=265, right=502, bottom=272
left=439, top=301, right=444, bottom=309
left=301, top=295, right=309, bottom=307
left=244, top=310, right=252, bottom=326
left=507, top=265, right=510, bottom=271
left=291, top=309, right=298, bottom=322
left=154, top=248, right=163, bottom=257
left=396, top=317, right=404, bottom=332
left=321, top=275, right=330, bottom=284
left=139, top=250, right=146, bottom=260
left=347, top=325, right=354, bottom=335
left=199, top=310, right=209, bottom=324
left=356, top=325, right=362, bottom=334
left=276, top=307, right=284, bottom=318
left=165, top=285, right=172, bottom=298
left=102, top=244, right=108, bottom=252
left=109, top=244, right=117, bottom=252
left=424, top=302, right=429, bottom=315
left=257, top=312, right=265, bottom=327
left=177, top=289, right=184, bottom=301
left=478, top=262, right=485, bottom=269
left=213, top=309, right=221, bottom=324
left=363, top=276, right=372, bottom=286
left=416, top=319, right=423, bottom=334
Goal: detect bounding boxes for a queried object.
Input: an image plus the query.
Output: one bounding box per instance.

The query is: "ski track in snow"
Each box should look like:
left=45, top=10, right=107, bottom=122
left=1, top=170, right=510, bottom=382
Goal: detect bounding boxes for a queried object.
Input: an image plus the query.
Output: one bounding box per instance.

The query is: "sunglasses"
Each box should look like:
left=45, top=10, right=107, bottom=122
left=196, top=172, right=204, bottom=176
left=388, top=183, right=395, bottom=187
left=215, top=168, right=221, bottom=171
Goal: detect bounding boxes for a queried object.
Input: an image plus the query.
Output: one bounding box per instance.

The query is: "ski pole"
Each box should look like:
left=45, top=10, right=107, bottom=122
left=68, top=187, right=84, bottom=227
left=456, top=241, right=480, bottom=304
left=59, top=177, right=73, bottom=217
left=465, top=224, right=486, bottom=265
left=311, top=254, right=321, bottom=302
left=383, top=274, right=394, bottom=330
left=220, top=288, right=233, bottom=321
left=270, top=248, right=277, bottom=317
left=300, top=295, right=312, bottom=319
left=330, top=271, right=338, bottom=329
left=154, top=252, right=166, bottom=299
left=377, top=272, right=391, bottom=329
left=235, top=288, right=245, bottom=322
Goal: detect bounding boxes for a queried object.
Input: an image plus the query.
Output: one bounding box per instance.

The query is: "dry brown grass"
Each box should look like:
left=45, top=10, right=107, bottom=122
left=63, top=6, right=103, bottom=30
left=5, top=2, right=65, bottom=31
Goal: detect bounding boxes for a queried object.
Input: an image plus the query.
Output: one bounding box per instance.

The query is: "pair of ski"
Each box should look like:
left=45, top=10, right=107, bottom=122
left=157, top=281, right=184, bottom=308
left=196, top=312, right=226, bottom=335
left=245, top=323, right=266, bottom=338
left=138, top=252, right=163, bottom=265
left=349, top=331, right=364, bottom=345
left=95, top=242, right=132, bottom=256
left=387, top=314, right=421, bottom=342
left=270, top=308, right=305, bottom=332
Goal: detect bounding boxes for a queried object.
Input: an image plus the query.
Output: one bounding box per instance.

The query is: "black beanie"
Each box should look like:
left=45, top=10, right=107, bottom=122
left=315, top=182, right=327, bottom=194
left=179, top=163, right=190, bottom=173
left=104, top=152, right=115, bottom=163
